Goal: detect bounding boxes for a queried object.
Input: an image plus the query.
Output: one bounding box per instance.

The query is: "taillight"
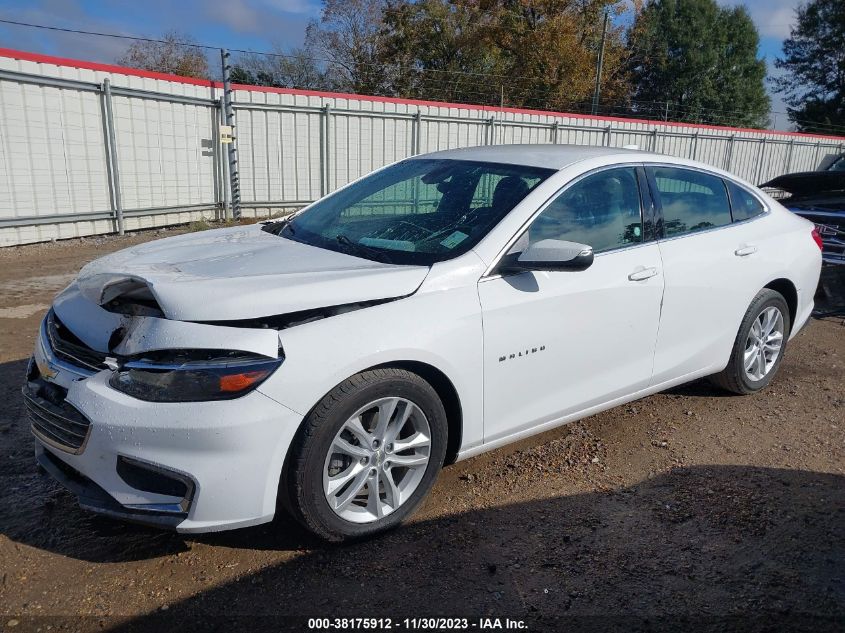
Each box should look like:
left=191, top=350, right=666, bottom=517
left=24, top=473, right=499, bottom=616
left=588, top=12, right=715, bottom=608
left=811, top=227, right=823, bottom=250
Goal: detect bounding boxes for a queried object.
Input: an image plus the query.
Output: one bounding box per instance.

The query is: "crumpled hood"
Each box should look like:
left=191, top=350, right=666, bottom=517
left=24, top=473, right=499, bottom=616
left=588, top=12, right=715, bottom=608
left=75, top=224, right=429, bottom=321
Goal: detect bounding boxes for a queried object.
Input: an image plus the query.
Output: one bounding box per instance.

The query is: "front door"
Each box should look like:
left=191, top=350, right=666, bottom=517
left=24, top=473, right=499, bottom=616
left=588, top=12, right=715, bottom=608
left=479, top=166, right=664, bottom=444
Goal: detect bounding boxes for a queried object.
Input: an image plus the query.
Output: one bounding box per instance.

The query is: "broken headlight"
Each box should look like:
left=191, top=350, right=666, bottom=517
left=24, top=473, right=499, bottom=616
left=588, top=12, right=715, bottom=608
left=109, top=350, right=282, bottom=402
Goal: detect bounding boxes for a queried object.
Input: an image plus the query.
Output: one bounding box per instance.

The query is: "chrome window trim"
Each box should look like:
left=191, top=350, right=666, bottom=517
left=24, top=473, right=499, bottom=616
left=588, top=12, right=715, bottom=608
left=481, top=162, right=648, bottom=278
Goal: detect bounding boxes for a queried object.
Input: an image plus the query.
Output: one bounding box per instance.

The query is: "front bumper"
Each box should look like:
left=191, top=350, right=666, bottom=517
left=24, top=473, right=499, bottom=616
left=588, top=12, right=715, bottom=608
left=27, top=318, right=303, bottom=533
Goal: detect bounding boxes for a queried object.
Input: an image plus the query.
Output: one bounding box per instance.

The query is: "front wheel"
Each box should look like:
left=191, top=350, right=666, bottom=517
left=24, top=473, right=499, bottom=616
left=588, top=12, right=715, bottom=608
left=285, top=368, right=447, bottom=541
left=710, top=289, right=791, bottom=395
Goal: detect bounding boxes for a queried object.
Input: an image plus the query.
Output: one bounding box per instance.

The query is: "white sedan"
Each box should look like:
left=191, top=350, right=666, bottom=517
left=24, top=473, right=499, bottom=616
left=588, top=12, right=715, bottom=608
left=24, top=145, right=822, bottom=540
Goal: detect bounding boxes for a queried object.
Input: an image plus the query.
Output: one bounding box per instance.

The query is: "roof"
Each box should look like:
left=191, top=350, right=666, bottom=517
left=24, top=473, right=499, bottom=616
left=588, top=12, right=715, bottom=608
left=421, top=144, right=648, bottom=170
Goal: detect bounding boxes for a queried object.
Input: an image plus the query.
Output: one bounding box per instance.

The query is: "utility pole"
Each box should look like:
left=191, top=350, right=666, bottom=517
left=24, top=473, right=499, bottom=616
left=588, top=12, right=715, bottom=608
left=591, top=11, right=609, bottom=116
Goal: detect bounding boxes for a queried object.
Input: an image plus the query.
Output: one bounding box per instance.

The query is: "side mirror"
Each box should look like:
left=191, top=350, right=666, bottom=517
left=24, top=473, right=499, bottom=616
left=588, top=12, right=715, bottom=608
left=498, top=239, right=594, bottom=274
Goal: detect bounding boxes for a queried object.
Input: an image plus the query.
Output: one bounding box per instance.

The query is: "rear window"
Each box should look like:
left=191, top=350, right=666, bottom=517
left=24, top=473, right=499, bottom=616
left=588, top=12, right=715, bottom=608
left=652, top=167, right=732, bottom=237
left=726, top=181, right=765, bottom=222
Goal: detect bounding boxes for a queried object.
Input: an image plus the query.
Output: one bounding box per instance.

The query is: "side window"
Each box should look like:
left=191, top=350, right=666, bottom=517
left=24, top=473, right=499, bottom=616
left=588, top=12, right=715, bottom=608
left=726, top=181, right=765, bottom=222
left=525, top=167, right=644, bottom=253
left=652, top=167, right=732, bottom=237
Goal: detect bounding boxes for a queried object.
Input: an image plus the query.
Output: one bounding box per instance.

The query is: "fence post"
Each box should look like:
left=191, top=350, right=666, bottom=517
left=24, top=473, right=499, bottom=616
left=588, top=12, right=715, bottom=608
left=754, top=138, right=766, bottom=185
left=486, top=116, right=496, bottom=145
left=603, top=125, right=612, bottom=147
left=650, top=129, right=658, bottom=152
left=551, top=121, right=559, bottom=144
left=813, top=141, right=822, bottom=169
left=320, top=104, right=332, bottom=197
left=220, top=49, right=241, bottom=220
left=724, top=135, right=735, bottom=172
left=689, top=132, right=699, bottom=160
left=210, top=99, right=222, bottom=220
left=216, top=97, right=230, bottom=220
left=413, top=111, right=422, bottom=155
left=784, top=138, right=795, bottom=174
left=101, top=78, right=124, bottom=236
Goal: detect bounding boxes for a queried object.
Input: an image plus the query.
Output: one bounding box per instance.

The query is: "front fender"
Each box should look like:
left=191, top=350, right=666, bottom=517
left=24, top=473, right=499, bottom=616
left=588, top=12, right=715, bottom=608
left=257, top=285, right=485, bottom=454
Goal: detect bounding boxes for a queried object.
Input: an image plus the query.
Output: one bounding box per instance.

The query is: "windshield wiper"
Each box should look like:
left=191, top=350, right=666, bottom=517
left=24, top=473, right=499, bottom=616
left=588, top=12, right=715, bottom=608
left=261, top=216, right=296, bottom=236
left=336, top=234, right=393, bottom=264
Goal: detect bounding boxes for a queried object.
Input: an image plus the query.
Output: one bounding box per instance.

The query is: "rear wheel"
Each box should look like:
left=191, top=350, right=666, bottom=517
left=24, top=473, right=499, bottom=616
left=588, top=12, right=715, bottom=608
left=286, top=368, right=447, bottom=541
left=710, top=289, right=791, bottom=395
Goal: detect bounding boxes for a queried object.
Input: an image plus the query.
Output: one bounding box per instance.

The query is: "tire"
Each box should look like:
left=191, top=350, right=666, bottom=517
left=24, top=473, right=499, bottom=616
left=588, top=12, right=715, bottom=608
left=709, top=289, right=791, bottom=395
left=285, top=368, right=448, bottom=541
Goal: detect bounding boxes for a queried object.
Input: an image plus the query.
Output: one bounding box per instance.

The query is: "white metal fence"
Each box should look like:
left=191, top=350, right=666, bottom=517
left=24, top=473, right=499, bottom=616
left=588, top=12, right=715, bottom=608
left=1, top=49, right=844, bottom=247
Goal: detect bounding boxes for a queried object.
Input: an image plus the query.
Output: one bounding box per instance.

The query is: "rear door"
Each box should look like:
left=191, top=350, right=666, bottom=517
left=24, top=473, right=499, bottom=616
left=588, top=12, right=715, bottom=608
left=648, top=165, right=768, bottom=385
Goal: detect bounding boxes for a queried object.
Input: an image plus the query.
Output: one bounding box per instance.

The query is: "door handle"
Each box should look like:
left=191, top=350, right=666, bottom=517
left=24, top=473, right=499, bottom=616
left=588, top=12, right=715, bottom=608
left=735, top=244, right=758, bottom=257
left=628, top=266, right=659, bottom=281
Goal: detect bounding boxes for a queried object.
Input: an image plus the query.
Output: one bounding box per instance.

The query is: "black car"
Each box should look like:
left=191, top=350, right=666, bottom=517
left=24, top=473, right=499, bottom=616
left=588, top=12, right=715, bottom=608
left=761, top=154, right=845, bottom=312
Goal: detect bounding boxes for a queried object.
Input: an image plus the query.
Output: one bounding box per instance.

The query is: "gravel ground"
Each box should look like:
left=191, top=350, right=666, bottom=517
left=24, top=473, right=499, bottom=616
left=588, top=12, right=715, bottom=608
left=0, top=229, right=843, bottom=632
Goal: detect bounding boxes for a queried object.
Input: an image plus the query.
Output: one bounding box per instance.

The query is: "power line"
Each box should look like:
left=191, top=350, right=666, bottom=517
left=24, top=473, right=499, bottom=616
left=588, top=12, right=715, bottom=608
left=0, top=17, right=515, bottom=80
left=0, top=18, right=218, bottom=49
left=1, top=16, right=841, bottom=134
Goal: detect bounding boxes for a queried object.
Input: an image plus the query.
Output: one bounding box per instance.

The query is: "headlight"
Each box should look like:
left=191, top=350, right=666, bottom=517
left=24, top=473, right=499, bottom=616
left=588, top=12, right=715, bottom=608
left=109, top=349, right=282, bottom=402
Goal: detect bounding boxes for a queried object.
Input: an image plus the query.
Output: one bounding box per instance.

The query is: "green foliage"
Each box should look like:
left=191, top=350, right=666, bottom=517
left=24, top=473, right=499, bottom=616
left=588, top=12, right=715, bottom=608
left=628, top=0, right=769, bottom=128
left=378, top=0, right=502, bottom=104
left=378, top=0, right=631, bottom=110
left=773, top=0, right=845, bottom=133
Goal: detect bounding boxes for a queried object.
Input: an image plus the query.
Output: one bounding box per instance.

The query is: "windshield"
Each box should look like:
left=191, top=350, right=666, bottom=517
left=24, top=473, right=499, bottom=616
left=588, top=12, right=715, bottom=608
left=272, top=158, right=554, bottom=265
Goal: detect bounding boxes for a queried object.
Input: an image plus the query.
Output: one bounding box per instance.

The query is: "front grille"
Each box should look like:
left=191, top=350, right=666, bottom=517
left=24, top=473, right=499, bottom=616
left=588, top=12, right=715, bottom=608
left=46, top=310, right=110, bottom=372
left=23, top=379, right=92, bottom=453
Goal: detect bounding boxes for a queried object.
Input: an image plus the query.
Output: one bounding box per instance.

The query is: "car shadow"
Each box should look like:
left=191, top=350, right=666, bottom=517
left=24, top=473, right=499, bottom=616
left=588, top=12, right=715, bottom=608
left=119, top=465, right=843, bottom=632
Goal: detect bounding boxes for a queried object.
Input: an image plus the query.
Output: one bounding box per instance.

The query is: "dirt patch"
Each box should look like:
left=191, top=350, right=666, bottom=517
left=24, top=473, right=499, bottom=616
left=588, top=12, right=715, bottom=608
left=0, top=231, right=842, bottom=632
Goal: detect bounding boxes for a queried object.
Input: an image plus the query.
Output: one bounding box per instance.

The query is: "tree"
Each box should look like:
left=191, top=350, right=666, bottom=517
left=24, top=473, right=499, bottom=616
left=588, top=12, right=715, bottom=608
left=379, top=0, right=633, bottom=111
left=231, top=47, right=335, bottom=90
left=305, top=0, right=392, bottom=94
left=481, top=0, right=633, bottom=111
left=773, top=0, right=845, bottom=133
left=379, top=0, right=501, bottom=103
left=628, top=0, right=770, bottom=128
left=116, top=31, right=210, bottom=80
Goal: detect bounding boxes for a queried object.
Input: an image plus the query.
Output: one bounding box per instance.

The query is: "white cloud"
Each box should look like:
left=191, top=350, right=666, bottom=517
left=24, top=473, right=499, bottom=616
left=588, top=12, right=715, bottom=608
left=205, top=0, right=265, bottom=34
left=719, top=0, right=799, bottom=39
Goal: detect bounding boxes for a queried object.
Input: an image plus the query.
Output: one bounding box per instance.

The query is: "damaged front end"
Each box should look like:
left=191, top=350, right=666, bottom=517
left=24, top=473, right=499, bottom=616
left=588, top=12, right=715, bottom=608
left=31, top=276, right=286, bottom=413
left=25, top=279, right=307, bottom=532
left=24, top=223, right=431, bottom=531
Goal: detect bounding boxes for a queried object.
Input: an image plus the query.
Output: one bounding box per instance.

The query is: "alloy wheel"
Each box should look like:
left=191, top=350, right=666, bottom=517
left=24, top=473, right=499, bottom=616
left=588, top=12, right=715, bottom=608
left=743, top=306, right=785, bottom=382
left=323, top=397, right=431, bottom=523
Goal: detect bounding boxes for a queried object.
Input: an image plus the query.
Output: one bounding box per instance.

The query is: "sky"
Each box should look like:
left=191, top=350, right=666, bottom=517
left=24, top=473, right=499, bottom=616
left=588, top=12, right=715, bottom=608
left=0, top=0, right=804, bottom=128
